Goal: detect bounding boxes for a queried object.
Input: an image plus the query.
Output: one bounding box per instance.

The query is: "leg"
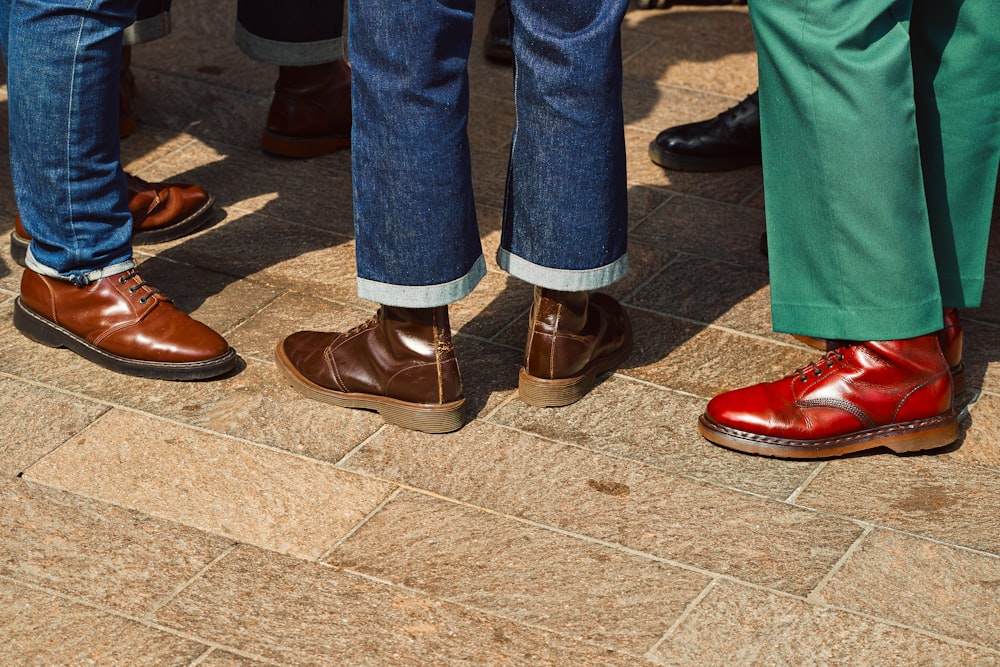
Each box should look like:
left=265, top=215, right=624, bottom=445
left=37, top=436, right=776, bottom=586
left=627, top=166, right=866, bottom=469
left=236, top=0, right=350, bottom=157
left=3, top=0, right=236, bottom=379
left=275, top=0, right=481, bottom=432
left=696, top=0, right=1000, bottom=458
left=501, top=0, right=634, bottom=406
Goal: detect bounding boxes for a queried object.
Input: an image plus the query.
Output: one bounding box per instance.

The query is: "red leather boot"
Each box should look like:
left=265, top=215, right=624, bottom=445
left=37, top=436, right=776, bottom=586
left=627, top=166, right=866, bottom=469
left=698, top=334, right=958, bottom=458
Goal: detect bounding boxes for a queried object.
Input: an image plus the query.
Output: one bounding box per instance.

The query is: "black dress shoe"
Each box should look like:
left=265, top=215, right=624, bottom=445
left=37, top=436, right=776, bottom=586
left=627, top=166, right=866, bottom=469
left=484, top=0, right=512, bottom=65
left=649, top=90, right=761, bottom=172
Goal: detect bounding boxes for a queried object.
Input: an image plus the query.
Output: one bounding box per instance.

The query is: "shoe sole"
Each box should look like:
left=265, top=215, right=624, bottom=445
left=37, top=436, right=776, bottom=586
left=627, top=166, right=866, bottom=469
left=518, top=318, right=634, bottom=408
left=13, top=298, right=239, bottom=381
left=8, top=196, right=216, bottom=267
left=697, top=411, right=959, bottom=460
left=261, top=131, right=351, bottom=159
left=274, top=342, right=465, bottom=434
left=648, top=140, right=761, bottom=172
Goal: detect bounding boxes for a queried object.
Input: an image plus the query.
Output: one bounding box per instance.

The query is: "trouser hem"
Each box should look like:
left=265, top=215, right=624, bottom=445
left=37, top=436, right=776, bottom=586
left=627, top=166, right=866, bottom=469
left=234, top=22, right=343, bottom=66
left=356, top=256, right=486, bottom=308
left=26, top=249, right=135, bottom=287
left=497, top=249, right=627, bottom=292
left=771, top=296, right=945, bottom=342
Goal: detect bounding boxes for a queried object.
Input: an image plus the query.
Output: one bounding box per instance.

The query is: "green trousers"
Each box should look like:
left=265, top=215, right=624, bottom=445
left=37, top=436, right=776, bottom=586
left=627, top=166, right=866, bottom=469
left=749, top=0, right=1000, bottom=340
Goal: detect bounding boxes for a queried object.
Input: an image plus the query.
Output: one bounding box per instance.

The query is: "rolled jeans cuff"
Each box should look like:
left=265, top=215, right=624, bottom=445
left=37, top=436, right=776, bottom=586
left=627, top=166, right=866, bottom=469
left=234, top=21, right=343, bottom=66
left=356, top=256, right=486, bottom=308
left=26, top=248, right=135, bottom=287
left=497, top=249, right=627, bottom=292
left=123, top=12, right=171, bottom=46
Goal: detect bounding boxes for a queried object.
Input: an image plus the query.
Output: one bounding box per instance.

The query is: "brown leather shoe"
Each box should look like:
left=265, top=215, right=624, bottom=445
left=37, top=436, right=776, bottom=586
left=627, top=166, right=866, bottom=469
left=10, top=172, right=215, bottom=266
left=275, top=306, right=465, bottom=433
left=120, top=45, right=137, bottom=138
left=14, top=268, right=238, bottom=380
left=792, top=308, right=965, bottom=395
left=261, top=60, right=351, bottom=158
left=698, top=334, right=958, bottom=459
left=518, top=287, right=633, bottom=407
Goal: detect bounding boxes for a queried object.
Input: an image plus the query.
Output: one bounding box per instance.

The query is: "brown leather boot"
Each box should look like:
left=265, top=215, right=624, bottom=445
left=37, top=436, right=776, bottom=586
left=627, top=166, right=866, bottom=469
left=14, top=268, right=238, bottom=380
left=261, top=60, right=351, bottom=158
left=274, top=306, right=465, bottom=433
left=519, top=287, right=633, bottom=407
left=10, top=173, right=215, bottom=267
left=792, top=308, right=965, bottom=395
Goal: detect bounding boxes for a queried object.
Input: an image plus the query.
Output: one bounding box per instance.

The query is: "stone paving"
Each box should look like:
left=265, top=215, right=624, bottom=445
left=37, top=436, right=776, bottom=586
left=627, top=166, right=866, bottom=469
left=2, top=1, right=999, bottom=665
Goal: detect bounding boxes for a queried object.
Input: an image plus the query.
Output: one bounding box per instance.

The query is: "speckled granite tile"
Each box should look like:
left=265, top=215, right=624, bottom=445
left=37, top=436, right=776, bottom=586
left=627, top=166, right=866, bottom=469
left=0, top=324, right=382, bottom=463
left=961, top=319, right=1000, bottom=395
left=627, top=127, right=765, bottom=205
left=1, top=580, right=209, bottom=666
left=627, top=184, right=674, bottom=229
left=328, top=490, right=709, bottom=655
left=448, top=270, right=534, bottom=339
left=623, top=79, right=747, bottom=135
left=154, top=545, right=642, bottom=666
left=629, top=188, right=768, bottom=268
left=469, top=92, right=516, bottom=153
left=0, top=378, right=106, bottom=477
left=0, top=478, right=230, bottom=615
left=198, top=651, right=272, bottom=667
left=342, top=421, right=863, bottom=594
left=120, top=130, right=205, bottom=175
left=794, top=454, right=1000, bottom=555
left=23, top=409, right=395, bottom=559
left=489, top=375, right=817, bottom=500
left=819, top=530, right=1000, bottom=651
left=154, top=213, right=361, bottom=304
left=619, top=310, right=815, bottom=399
left=471, top=148, right=511, bottom=209
left=225, top=291, right=369, bottom=363
left=452, top=334, right=521, bottom=417
left=622, top=8, right=757, bottom=97
left=628, top=254, right=770, bottom=326
left=947, top=392, right=1000, bottom=470
left=653, top=580, right=999, bottom=666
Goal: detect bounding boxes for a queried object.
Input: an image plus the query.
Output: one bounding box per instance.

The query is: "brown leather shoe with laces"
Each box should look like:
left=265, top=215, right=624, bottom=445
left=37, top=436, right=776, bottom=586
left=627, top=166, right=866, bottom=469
left=10, top=172, right=215, bottom=266
left=14, top=267, right=237, bottom=380
left=275, top=306, right=465, bottom=433
left=261, top=61, right=351, bottom=158
left=518, top=287, right=633, bottom=407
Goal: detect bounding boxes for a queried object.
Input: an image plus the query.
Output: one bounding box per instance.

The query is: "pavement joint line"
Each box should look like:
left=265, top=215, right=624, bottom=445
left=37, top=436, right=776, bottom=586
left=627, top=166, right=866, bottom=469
left=218, top=289, right=287, bottom=339
left=334, top=566, right=655, bottom=663
left=317, top=486, right=405, bottom=563
left=364, top=484, right=837, bottom=598
left=804, top=523, right=874, bottom=604
left=619, top=251, right=685, bottom=305
left=481, top=415, right=809, bottom=506
left=647, top=577, right=719, bottom=657
left=142, top=543, right=240, bottom=622
left=335, top=422, right=391, bottom=469
left=184, top=646, right=216, bottom=667
left=783, top=460, right=828, bottom=505
left=477, top=383, right=522, bottom=422
left=0, top=573, right=283, bottom=665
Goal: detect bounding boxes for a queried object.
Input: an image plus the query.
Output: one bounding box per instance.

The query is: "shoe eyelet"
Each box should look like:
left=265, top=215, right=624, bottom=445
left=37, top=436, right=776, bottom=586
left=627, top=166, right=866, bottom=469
left=129, top=286, right=139, bottom=294
left=813, top=369, right=823, bottom=376
left=118, top=276, right=128, bottom=284
left=139, top=296, right=148, bottom=304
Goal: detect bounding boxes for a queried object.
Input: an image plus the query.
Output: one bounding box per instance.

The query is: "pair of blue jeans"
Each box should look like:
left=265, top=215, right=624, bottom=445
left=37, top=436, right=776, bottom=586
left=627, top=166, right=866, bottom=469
left=2, top=0, right=139, bottom=284
left=349, top=0, right=630, bottom=307
left=127, top=0, right=346, bottom=66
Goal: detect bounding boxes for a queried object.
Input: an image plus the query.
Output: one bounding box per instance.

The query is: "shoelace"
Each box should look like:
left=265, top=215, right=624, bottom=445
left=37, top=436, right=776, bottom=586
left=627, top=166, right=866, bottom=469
left=124, top=173, right=165, bottom=216
left=796, top=349, right=846, bottom=382
left=117, top=269, right=163, bottom=305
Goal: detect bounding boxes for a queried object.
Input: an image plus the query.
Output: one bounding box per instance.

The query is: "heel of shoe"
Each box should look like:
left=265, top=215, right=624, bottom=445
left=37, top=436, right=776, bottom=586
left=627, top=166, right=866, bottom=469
left=377, top=399, right=465, bottom=434
left=9, top=230, right=28, bottom=267
left=12, top=298, right=67, bottom=349
left=518, top=367, right=595, bottom=408
left=885, top=414, right=960, bottom=454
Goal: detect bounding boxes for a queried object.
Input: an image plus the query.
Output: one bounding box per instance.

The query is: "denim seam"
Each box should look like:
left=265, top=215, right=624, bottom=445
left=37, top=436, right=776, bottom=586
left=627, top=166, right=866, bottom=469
left=234, top=22, right=344, bottom=66
left=356, top=256, right=486, bottom=308
left=497, top=248, right=627, bottom=292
